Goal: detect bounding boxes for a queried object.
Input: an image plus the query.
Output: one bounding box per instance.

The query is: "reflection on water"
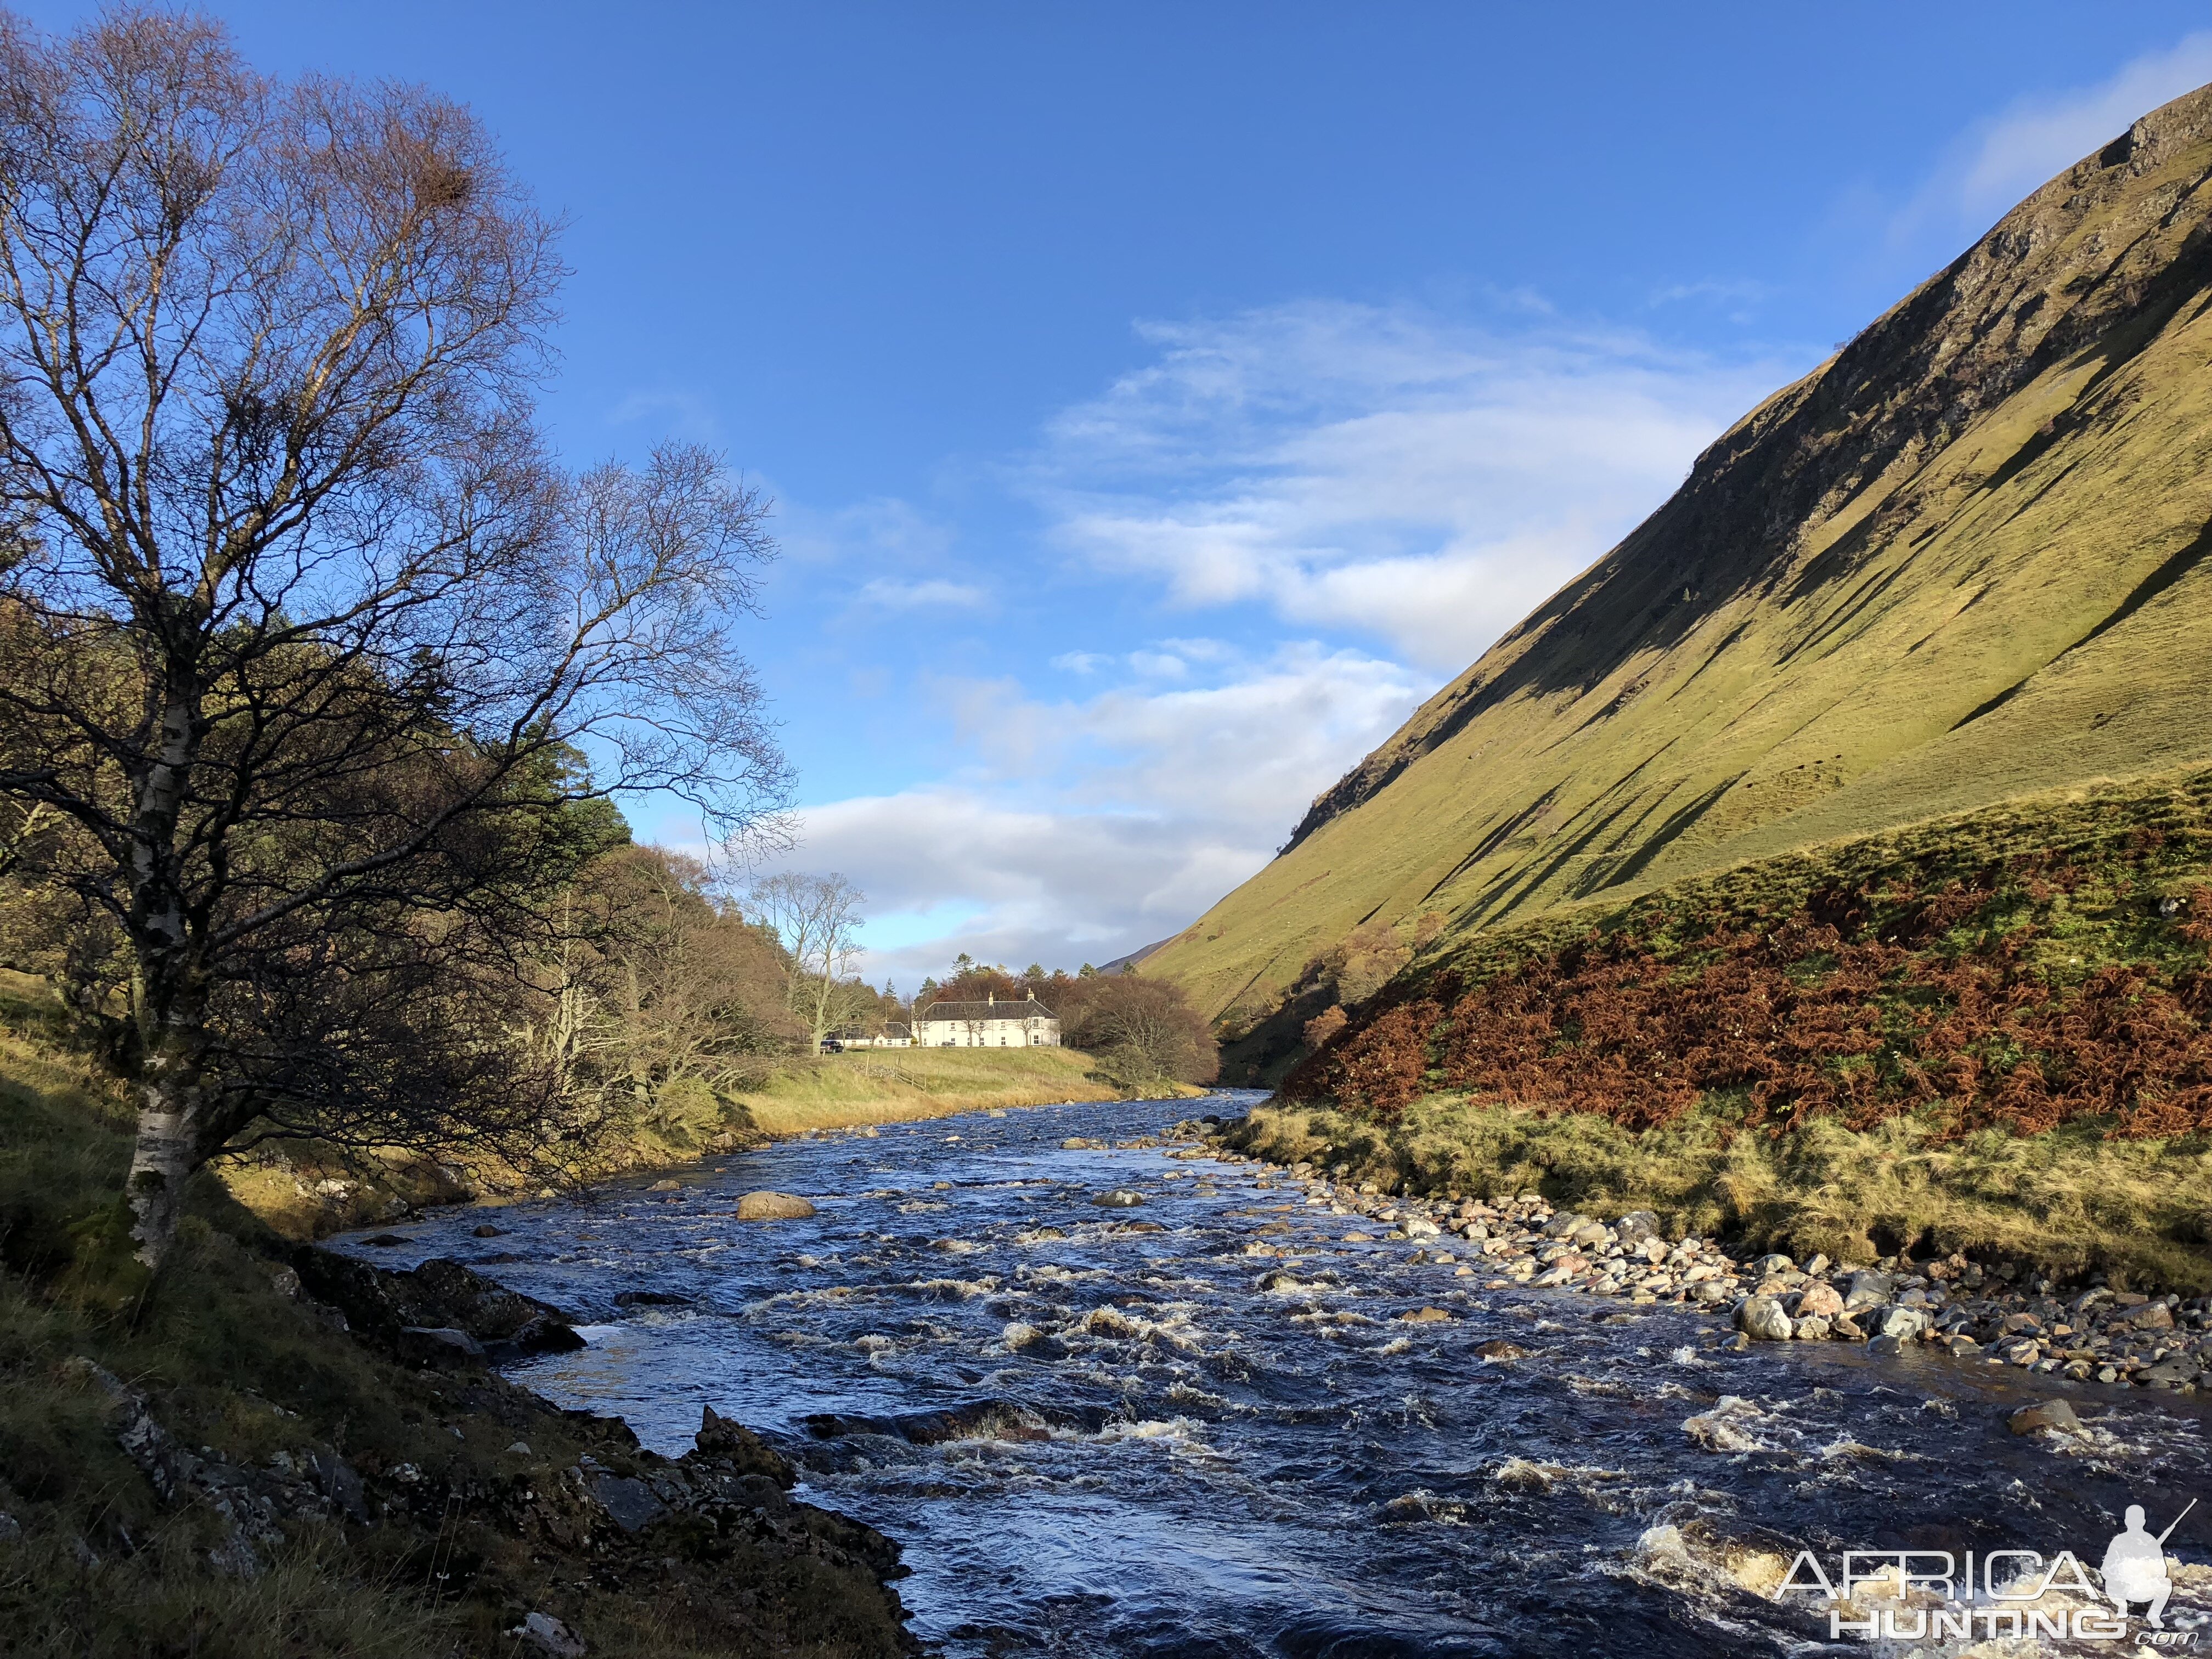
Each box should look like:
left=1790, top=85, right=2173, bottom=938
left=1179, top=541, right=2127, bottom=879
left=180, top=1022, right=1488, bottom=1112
left=338, top=1096, right=2212, bottom=1657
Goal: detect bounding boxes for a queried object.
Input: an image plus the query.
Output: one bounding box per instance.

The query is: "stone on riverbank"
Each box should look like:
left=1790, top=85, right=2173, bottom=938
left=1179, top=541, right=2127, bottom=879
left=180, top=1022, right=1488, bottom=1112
left=1736, top=1296, right=1793, bottom=1341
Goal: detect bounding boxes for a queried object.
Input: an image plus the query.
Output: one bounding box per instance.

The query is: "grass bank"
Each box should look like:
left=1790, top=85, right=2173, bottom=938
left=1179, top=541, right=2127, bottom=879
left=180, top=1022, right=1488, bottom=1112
left=727, top=1046, right=1196, bottom=1137
left=1249, top=765, right=2212, bottom=1293
left=209, top=1034, right=1193, bottom=1240
left=0, top=983, right=907, bottom=1657
left=1233, top=1093, right=2212, bottom=1291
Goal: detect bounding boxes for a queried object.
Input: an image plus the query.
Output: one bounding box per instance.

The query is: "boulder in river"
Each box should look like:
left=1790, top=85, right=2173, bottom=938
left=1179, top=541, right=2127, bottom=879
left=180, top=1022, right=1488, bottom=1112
left=1091, top=1189, right=1146, bottom=1208
left=1473, top=1339, right=1527, bottom=1360
left=736, top=1191, right=816, bottom=1220
left=1735, top=1295, right=1793, bottom=1341
left=2007, top=1399, right=2084, bottom=1437
left=1397, top=1307, right=1452, bottom=1323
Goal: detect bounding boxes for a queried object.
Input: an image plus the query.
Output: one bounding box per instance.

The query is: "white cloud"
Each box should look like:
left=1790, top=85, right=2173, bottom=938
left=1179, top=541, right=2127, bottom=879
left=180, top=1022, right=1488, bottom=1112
left=759, top=640, right=1422, bottom=985
left=1027, top=300, right=1790, bottom=668
left=758, top=301, right=1799, bottom=982
left=1896, top=32, right=2212, bottom=242
left=857, top=577, right=987, bottom=610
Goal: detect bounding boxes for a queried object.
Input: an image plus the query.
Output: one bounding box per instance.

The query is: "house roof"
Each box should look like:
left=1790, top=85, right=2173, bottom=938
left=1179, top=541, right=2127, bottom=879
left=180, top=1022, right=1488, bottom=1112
left=915, top=997, right=1057, bottom=1022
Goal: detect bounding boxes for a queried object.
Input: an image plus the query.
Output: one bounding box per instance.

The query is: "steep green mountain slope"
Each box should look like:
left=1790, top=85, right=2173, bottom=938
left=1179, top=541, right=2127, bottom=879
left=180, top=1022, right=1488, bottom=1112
left=1149, top=82, right=2212, bottom=1030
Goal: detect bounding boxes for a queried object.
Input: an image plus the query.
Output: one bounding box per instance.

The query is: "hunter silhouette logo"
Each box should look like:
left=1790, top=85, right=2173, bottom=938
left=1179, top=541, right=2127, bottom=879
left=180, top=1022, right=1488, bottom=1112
left=2104, top=1500, right=2194, bottom=1629
left=1777, top=1498, right=2199, bottom=1643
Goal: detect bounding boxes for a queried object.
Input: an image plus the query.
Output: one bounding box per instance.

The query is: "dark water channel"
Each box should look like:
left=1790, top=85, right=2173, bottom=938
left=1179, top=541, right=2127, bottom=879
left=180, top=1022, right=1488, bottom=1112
left=338, top=1096, right=2212, bottom=1657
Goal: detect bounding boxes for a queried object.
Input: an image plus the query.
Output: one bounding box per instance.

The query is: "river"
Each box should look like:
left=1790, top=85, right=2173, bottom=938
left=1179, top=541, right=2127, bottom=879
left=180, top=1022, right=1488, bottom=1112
left=339, top=1094, right=2212, bottom=1657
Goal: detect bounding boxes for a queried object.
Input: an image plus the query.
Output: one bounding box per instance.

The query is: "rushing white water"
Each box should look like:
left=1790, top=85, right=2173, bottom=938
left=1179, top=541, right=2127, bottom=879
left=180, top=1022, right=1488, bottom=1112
left=338, top=1096, right=2212, bottom=1657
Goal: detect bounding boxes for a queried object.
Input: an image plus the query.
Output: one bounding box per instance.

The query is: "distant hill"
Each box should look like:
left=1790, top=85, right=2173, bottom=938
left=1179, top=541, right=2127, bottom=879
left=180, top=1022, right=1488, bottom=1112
left=1147, top=82, right=2212, bottom=1049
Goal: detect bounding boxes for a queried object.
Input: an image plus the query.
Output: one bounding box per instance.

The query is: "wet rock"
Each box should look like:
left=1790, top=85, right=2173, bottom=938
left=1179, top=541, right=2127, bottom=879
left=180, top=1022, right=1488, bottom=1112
left=1735, top=1296, right=1793, bottom=1341
left=1091, top=1189, right=1146, bottom=1208
left=2142, top=1356, right=2201, bottom=1387
left=2008, top=1399, right=2084, bottom=1437
left=1866, top=1333, right=1905, bottom=1357
left=694, top=1406, right=796, bottom=1487
left=1490, top=1457, right=1556, bottom=1493
left=648, top=1179, right=681, bottom=1192
left=613, top=1290, right=692, bottom=1307
left=736, top=1191, right=816, bottom=1220
left=585, top=1468, right=668, bottom=1533
left=471, top=1223, right=506, bottom=1238
left=396, top=1325, right=486, bottom=1367
left=1792, top=1314, right=1833, bottom=1341
left=1684, top=1395, right=1764, bottom=1452
left=512, top=1611, right=587, bottom=1657
left=1473, top=1339, right=1527, bottom=1360
left=1397, top=1307, right=1453, bottom=1323
left=1401, top=1217, right=1441, bottom=1239
left=362, top=1233, right=411, bottom=1246
left=297, top=1252, right=582, bottom=1359
left=1876, top=1306, right=1928, bottom=1341
left=1061, top=1137, right=1106, bottom=1150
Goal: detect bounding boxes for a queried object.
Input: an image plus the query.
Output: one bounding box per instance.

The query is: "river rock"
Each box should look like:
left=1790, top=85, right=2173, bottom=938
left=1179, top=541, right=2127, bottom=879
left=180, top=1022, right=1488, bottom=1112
left=1091, top=1189, right=1146, bottom=1208
left=1876, top=1306, right=1928, bottom=1341
left=1614, top=1210, right=1661, bottom=1245
left=2007, top=1399, right=2084, bottom=1437
left=1474, top=1339, right=1527, bottom=1359
left=2124, top=1300, right=2176, bottom=1330
left=1751, top=1254, right=1796, bottom=1277
left=1795, top=1282, right=1845, bottom=1319
left=1792, top=1314, right=1833, bottom=1341
left=736, top=1191, right=816, bottom=1220
left=1843, top=1271, right=1894, bottom=1311
left=1735, top=1296, right=1793, bottom=1341
left=1401, top=1217, right=1441, bottom=1239
left=512, top=1611, right=586, bottom=1658
left=471, top=1223, right=506, bottom=1238
left=395, top=1325, right=486, bottom=1367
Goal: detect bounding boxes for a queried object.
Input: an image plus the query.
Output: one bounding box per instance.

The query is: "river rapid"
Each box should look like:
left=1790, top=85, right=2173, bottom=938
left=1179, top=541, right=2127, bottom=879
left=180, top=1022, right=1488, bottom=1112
left=339, top=1095, right=2212, bottom=1657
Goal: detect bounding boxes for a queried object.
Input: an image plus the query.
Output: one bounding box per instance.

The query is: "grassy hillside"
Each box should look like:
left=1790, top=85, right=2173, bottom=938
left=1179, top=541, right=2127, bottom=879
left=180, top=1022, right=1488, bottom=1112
left=1150, top=82, right=2212, bottom=1026
left=0, top=980, right=908, bottom=1657
left=1246, top=763, right=2212, bottom=1288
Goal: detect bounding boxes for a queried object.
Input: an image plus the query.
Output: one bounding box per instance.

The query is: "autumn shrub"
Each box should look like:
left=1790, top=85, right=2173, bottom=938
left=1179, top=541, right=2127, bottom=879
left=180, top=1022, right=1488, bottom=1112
left=1285, top=827, right=2212, bottom=1143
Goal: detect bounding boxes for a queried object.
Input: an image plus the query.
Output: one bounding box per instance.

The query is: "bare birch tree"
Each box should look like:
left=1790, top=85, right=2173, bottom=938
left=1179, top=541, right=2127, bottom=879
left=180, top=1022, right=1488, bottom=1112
left=0, top=14, right=787, bottom=1262
left=747, top=871, right=870, bottom=1050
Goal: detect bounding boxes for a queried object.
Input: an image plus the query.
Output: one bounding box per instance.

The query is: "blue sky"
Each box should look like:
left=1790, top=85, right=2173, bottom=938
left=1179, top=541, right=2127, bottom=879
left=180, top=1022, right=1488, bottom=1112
left=26, top=3, right=2212, bottom=984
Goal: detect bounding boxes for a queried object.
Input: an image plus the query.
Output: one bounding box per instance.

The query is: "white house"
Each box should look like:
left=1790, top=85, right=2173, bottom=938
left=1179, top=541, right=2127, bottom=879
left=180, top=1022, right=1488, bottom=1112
left=826, top=1023, right=912, bottom=1050
left=912, top=992, right=1061, bottom=1048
